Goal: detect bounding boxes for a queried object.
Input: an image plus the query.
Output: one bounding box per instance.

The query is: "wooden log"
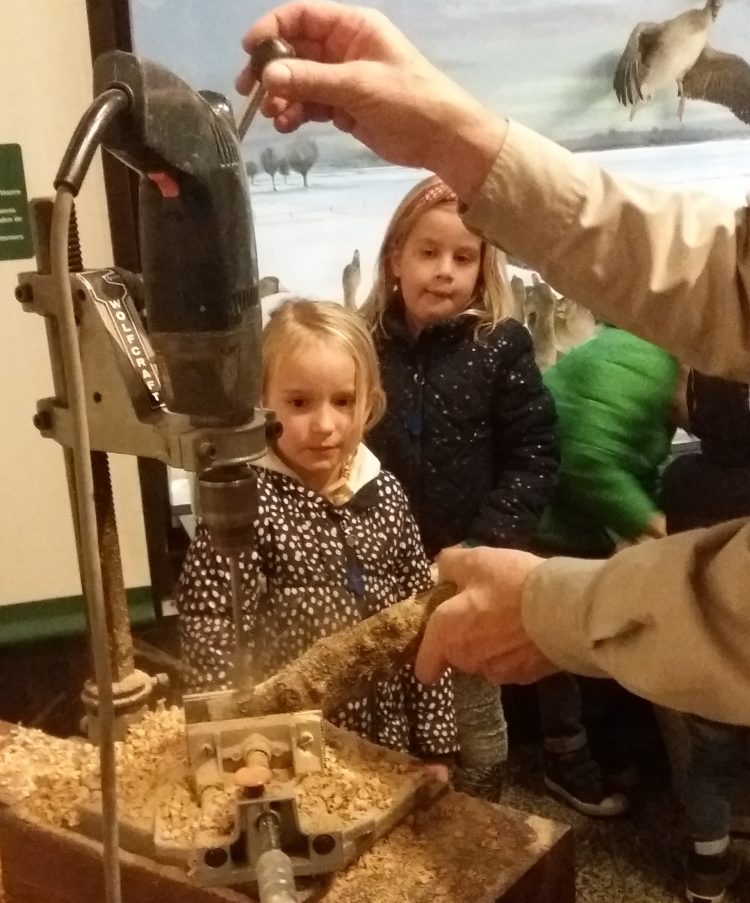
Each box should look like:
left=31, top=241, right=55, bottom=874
left=232, top=583, right=456, bottom=718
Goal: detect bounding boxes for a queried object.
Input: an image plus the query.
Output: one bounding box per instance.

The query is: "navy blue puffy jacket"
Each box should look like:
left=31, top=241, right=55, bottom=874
left=369, top=309, right=558, bottom=557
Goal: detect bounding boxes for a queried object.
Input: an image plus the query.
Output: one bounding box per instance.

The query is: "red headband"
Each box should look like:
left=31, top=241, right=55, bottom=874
left=414, top=181, right=457, bottom=213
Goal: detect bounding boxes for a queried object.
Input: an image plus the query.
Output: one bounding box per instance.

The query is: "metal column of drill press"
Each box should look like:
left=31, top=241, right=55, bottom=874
left=19, top=198, right=163, bottom=741
left=17, top=45, right=272, bottom=729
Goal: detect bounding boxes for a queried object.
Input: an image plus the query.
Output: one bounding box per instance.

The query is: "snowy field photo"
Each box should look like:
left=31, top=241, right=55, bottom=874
left=130, top=0, right=750, bottom=306
left=250, top=138, right=750, bottom=306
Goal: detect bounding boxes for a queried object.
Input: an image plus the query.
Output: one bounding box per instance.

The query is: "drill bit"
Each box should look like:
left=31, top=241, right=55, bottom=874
left=237, top=37, right=296, bottom=140
left=229, top=554, right=253, bottom=685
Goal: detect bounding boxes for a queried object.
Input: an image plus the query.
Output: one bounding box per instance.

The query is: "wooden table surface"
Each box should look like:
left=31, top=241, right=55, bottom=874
left=0, top=721, right=574, bottom=903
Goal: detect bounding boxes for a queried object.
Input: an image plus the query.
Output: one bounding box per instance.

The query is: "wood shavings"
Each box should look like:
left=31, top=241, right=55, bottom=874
left=0, top=707, right=427, bottom=852
left=0, top=712, right=568, bottom=903
left=324, top=826, right=452, bottom=903
left=155, top=781, right=237, bottom=846
left=114, top=704, right=188, bottom=830
left=322, top=794, right=522, bottom=903
left=0, top=705, right=186, bottom=830
left=0, top=726, right=97, bottom=827
left=291, top=725, right=422, bottom=832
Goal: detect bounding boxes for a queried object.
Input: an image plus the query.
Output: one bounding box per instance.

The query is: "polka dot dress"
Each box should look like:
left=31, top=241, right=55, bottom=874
left=176, top=467, right=457, bottom=757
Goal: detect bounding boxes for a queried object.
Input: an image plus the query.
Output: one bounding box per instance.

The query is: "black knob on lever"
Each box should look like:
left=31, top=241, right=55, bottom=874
left=251, top=37, right=296, bottom=80
left=237, top=38, right=296, bottom=140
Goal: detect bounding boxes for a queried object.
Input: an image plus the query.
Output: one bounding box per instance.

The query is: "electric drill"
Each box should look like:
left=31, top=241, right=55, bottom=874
left=92, top=50, right=266, bottom=555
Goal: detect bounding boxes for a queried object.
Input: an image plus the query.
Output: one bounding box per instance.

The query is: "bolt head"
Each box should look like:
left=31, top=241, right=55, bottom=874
left=297, top=731, right=314, bottom=750
left=16, top=284, right=34, bottom=304
left=33, top=411, right=52, bottom=431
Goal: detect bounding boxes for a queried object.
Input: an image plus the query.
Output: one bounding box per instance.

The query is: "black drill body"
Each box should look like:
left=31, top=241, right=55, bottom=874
left=93, top=50, right=262, bottom=427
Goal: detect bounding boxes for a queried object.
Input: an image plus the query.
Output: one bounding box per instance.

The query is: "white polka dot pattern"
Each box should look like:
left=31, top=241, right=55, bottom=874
left=176, top=468, right=458, bottom=756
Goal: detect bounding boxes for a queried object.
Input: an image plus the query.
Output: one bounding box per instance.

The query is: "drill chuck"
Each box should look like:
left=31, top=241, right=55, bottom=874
left=197, top=465, right=259, bottom=554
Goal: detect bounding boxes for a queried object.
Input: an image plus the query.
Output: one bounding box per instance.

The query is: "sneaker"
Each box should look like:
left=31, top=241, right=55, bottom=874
left=543, top=746, right=629, bottom=817
left=452, top=761, right=504, bottom=803
left=605, top=763, right=641, bottom=791
left=685, top=849, right=740, bottom=903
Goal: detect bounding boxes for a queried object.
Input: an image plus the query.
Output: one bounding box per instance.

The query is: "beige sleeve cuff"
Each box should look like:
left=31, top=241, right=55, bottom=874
left=521, top=556, right=609, bottom=678
left=521, top=525, right=750, bottom=726
left=461, top=120, right=588, bottom=269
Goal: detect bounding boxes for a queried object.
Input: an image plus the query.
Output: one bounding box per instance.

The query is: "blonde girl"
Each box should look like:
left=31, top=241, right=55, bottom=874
left=362, top=174, right=512, bottom=335
left=363, top=176, right=559, bottom=799
left=177, top=300, right=457, bottom=759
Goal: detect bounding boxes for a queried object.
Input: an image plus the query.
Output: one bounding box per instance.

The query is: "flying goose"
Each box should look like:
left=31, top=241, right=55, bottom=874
left=614, top=0, right=723, bottom=120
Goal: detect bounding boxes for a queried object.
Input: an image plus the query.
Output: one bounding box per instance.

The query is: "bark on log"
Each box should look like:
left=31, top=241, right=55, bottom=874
left=232, top=583, right=456, bottom=718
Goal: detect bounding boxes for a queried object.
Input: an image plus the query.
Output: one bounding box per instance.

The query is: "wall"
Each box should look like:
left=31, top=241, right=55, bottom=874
left=0, top=0, right=150, bottom=605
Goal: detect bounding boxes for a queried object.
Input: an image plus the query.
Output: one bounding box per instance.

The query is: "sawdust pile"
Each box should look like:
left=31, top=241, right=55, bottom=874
left=327, top=823, right=456, bottom=902
left=155, top=780, right=236, bottom=846
left=288, top=729, right=421, bottom=833
left=0, top=726, right=98, bottom=827
left=0, top=707, right=426, bottom=847
left=0, top=706, right=186, bottom=829
left=322, top=794, right=519, bottom=903
left=117, top=705, right=191, bottom=828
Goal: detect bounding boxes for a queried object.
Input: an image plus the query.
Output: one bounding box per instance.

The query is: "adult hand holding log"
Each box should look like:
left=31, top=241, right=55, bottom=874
left=415, top=547, right=559, bottom=687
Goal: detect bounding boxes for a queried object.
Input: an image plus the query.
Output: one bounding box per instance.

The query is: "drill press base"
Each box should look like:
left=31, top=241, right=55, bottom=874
left=0, top=789, right=573, bottom=903
left=0, top=715, right=574, bottom=902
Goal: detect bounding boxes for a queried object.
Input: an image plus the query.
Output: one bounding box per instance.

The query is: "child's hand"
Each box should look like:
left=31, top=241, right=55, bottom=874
left=643, top=513, right=667, bottom=539
left=422, top=761, right=451, bottom=784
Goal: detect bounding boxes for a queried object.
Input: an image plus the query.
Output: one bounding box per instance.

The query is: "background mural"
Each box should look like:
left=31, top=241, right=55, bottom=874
left=130, top=0, right=750, bottom=299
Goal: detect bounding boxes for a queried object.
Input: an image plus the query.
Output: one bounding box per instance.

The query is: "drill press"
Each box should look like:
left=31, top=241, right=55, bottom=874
left=17, top=42, right=322, bottom=903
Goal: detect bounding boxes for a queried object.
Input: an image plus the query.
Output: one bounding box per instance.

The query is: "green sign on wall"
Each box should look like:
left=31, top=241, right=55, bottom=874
left=0, top=144, right=32, bottom=261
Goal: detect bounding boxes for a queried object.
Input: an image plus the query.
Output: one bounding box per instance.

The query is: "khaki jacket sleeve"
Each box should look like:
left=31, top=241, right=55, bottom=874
left=522, top=519, right=750, bottom=726
left=462, top=121, right=750, bottom=381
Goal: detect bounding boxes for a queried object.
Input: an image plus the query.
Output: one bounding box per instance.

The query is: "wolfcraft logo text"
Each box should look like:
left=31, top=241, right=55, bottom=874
left=78, top=270, right=163, bottom=409
left=105, top=295, right=161, bottom=404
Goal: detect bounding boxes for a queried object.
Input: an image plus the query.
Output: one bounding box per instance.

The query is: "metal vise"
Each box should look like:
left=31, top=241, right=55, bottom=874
left=179, top=693, right=347, bottom=887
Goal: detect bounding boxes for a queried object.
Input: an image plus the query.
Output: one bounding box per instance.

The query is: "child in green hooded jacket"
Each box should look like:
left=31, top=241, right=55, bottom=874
left=532, top=324, right=682, bottom=818
left=537, top=324, right=680, bottom=554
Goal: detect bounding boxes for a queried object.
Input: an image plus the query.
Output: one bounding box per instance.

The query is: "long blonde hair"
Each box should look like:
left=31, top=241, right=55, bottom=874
left=362, top=174, right=513, bottom=336
left=262, top=300, right=386, bottom=449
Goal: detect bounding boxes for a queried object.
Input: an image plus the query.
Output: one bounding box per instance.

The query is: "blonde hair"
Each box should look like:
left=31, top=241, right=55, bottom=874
left=361, top=174, right=513, bottom=336
left=262, top=300, right=386, bottom=448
